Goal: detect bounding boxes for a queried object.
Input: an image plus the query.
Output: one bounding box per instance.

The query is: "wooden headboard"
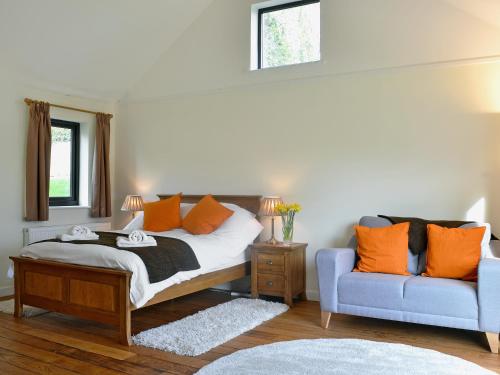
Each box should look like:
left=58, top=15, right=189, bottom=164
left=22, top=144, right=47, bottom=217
left=157, top=194, right=262, bottom=216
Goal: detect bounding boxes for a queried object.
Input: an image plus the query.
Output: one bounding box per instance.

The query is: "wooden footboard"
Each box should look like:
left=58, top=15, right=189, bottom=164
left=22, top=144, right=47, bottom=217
left=10, top=256, right=132, bottom=345
left=10, top=256, right=251, bottom=346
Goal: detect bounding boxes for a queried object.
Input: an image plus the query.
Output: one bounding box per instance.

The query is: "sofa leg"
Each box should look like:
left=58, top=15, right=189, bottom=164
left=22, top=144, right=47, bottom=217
left=485, top=332, right=499, bottom=354
left=321, top=311, right=331, bottom=329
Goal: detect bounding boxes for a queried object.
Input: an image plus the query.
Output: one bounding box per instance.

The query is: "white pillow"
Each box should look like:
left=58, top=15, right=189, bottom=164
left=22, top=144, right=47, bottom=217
left=123, top=211, right=144, bottom=231
left=460, top=222, right=493, bottom=259
left=221, top=203, right=256, bottom=218
left=211, top=210, right=263, bottom=257
left=214, top=206, right=260, bottom=235
left=180, top=203, right=195, bottom=218
left=191, top=201, right=262, bottom=256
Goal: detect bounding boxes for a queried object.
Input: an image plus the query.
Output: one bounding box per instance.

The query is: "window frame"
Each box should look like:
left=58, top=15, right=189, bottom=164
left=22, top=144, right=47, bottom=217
left=49, top=119, right=80, bottom=207
left=257, top=0, right=320, bottom=70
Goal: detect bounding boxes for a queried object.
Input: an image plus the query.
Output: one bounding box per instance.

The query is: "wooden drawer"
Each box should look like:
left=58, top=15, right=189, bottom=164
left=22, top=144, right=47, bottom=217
left=257, top=273, right=284, bottom=294
left=257, top=253, right=284, bottom=274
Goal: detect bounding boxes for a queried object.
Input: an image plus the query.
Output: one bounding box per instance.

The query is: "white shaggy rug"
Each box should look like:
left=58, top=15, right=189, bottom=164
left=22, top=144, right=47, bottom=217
left=196, top=339, right=496, bottom=375
left=133, top=298, right=288, bottom=356
left=0, top=299, right=47, bottom=318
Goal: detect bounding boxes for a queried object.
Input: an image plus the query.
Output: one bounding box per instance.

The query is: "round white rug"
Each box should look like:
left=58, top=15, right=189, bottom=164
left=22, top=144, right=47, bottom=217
left=195, top=339, right=496, bottom=375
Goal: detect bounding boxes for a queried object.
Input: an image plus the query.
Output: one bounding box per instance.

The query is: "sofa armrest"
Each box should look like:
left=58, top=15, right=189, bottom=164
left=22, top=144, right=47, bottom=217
left=315, top=248, right=356, bottom=313
left=478, top=258, right=500, bottom=333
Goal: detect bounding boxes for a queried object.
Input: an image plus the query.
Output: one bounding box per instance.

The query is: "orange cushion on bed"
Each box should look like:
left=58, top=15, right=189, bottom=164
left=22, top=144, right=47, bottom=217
left=182, top=195, right=234, bottom=235
left=354, top=222, right=411, bottom=276
left=143, top=194, right=182, bottom=232
left=423, top=224, right=484, bottom=281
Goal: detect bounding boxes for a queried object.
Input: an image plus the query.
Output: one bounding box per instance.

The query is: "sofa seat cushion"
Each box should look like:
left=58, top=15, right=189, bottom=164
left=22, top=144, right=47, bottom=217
left=402, top=276, right=478, bottom=319
left=338, top=272, right=413, bottom=310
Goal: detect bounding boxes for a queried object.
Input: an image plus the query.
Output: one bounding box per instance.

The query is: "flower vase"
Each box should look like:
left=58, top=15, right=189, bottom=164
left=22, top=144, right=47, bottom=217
left=282, top=217, right=294, bottom=245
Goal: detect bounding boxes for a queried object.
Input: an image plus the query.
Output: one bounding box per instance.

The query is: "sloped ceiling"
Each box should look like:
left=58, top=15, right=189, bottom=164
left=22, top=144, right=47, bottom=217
left=444, top=0, right=500, bottom=28
left=128, top=0, right=500, bottom=100
left=1, top=0, right=500, bottom=101
left=0, top=0, right=213, bottom=99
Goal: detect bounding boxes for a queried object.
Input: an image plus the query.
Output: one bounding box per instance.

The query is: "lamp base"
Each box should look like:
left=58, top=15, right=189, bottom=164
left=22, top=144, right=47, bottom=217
left=266, top=217, right=280, bottom=245
left=266, top=236, right=280, bottom=245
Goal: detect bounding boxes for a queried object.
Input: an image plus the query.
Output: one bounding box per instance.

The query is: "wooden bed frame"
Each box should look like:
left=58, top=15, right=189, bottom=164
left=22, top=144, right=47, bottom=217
left=10, top=194, right=261, bottom=346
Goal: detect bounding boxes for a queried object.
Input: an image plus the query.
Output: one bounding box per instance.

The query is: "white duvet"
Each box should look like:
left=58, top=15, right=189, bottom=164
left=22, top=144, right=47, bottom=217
left=18, top=202, right=263, bottom=307
left=20, top=228, right=253, bottom=308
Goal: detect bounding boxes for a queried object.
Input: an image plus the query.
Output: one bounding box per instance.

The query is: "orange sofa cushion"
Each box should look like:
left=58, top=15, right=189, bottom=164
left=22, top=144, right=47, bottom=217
left=182, top=195, right=234, bottom=235
left=143, top=194, right=182, bottom=232
left=423, top=224, right=485, bottom=281
left=354, top=222, right=410, bottom=276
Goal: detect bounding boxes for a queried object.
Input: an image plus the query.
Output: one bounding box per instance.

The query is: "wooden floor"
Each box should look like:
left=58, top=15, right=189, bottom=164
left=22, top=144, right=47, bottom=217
left=0, top=290, right=498, bottom=374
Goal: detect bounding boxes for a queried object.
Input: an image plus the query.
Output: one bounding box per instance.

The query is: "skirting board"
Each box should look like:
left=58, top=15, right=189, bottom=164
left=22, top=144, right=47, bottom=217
left=0, top=286, right=13, bottom=297
left=306, top=289, right=319, bottom=301
left=218, top=286, right=320, bottom=302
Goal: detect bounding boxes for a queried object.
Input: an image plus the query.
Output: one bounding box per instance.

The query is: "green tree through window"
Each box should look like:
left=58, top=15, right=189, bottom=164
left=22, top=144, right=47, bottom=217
left=261, top=1, right=320, bottom=69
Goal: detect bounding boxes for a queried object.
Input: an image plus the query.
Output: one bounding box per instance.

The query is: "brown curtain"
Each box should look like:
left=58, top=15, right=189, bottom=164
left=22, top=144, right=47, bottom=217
left=25, top=101, right=51, bottom=221
left=91, top=113, right=112, bottom=217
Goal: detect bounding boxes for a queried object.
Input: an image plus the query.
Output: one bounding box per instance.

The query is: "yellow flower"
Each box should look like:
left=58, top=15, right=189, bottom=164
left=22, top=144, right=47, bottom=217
left=274, top=202, right=301, bottom=214
left=274, top=203, right=288, bottom=214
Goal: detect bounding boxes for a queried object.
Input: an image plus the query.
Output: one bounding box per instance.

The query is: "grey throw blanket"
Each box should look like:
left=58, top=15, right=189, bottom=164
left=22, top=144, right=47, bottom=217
left=39, top=231, right=200, bottom=283
left=378, top=216, right=473, bottom=255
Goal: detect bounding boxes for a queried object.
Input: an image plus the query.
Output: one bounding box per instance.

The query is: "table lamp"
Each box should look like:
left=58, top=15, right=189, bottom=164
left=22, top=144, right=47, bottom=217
left=121, top=195, right=144, bottom=218
left=259, top=196, right=283, bottom=244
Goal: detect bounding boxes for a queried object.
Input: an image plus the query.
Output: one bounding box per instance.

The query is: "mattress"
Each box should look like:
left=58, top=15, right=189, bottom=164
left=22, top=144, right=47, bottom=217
left=19, top=228, right=251, bottom=308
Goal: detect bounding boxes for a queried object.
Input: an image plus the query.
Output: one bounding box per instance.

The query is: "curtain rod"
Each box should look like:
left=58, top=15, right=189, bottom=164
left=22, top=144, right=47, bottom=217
left=24, top=98, right=113, bottom=118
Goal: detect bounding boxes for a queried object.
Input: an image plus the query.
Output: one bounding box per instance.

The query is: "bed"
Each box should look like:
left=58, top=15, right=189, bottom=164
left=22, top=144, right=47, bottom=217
left=10, top=194, right=262, bottom=346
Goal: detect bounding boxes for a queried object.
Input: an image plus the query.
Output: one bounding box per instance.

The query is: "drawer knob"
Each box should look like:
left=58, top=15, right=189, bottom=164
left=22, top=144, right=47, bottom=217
left=266, top=260, right=273, bottom=265
left=267, top=281, right=273, bottom=286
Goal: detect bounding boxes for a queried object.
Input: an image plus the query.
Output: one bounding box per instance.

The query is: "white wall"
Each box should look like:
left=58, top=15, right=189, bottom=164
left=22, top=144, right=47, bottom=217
left=0, top=66, right=116, bottom=295
left=117, top=62, right=500, bottom=299
left=116, top=0, right=500, bottom=299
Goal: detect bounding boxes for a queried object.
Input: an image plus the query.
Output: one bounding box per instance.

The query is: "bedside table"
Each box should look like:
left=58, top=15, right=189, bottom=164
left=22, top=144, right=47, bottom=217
left=250, top=242, right=307, bottom=307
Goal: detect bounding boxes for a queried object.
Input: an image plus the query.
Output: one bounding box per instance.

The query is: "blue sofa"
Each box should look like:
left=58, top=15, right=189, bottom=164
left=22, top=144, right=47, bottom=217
left=316, top=216, right=500, bottom=353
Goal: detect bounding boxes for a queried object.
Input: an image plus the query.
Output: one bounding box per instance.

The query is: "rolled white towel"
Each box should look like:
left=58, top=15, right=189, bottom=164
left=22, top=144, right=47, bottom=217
left=128, top=230, right=148, bottom=244
left=60, top=225, right=99, bottom=241
left=117, top=234, right=157, bottom=248
left=71, top=225, right=92, bottom=236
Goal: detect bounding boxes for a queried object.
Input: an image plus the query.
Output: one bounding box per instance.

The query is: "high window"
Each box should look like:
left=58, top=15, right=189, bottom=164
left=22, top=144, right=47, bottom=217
left=258, top=0, right=320, bottom=69
left=49, top=119, right=80, bottom=206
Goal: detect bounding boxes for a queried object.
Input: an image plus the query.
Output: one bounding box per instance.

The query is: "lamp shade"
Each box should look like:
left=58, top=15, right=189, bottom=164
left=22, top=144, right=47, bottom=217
left=121, top=195, right=144, bottom=212
left=259, top=196, right=283, bottom=217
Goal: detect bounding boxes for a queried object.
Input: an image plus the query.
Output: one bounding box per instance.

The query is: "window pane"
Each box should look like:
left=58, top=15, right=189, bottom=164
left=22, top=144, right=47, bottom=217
left=49, top=127, right=72, bottom=197
left=261, top=2, right=320, bottom=69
